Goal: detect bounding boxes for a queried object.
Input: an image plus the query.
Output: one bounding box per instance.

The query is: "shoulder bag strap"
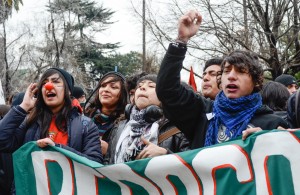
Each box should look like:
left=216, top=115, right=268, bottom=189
left=158, top=127, right=181, bottom=144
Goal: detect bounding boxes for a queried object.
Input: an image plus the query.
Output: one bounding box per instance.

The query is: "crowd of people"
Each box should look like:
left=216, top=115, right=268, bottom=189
left=0, top=10, right=299, bottom=194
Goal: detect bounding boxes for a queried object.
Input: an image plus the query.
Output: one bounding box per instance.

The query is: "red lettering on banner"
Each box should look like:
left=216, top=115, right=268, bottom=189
left=132, top=168, right=163, bottom=195
left=44, top=158, right=76, bottom=194
left=235, top=145, right=254, bottom=183
left=98, top=163, right=161, bottom=194
left=263, top=156, right=272, bottom=195
left=67, top=158, right=75, bottom=195
left=166, top=175, right=178, bottom=195
left=176, top=155, right=202, bottom=194
left=32, top=151, right=76, bottom=195
left=25, top=131, right=300, bottom=195
left=95, top=176, right=99, bottom=195
left=145, top=154, right=201, bottom=194
left=212, top=164, right=235, bottom=195
left=251, top=131, right=300, bottom=195
left=72, top=161, right=105, bottom=194
left=192, top=144, right=253, bottom=195
left=45, top=160, right=55, bottom=195
left=290, top=131, right=300, bottom=143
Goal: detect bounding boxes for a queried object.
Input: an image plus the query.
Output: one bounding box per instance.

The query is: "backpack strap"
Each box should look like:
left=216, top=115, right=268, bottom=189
left=158, top=127, right=181, bottom=144
left=295, top=90, right=300, bottom=127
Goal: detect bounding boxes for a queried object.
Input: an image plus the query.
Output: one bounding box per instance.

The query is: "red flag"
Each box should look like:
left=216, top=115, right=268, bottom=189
left=188, top=66, right=197, bottom=91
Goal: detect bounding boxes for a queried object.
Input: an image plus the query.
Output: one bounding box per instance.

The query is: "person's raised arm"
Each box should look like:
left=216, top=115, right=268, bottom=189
left=156, top=10, right=208, bottom=142
left=176, top=10, right=202, bottom=44
left=19, top=83, right=38, bottom=112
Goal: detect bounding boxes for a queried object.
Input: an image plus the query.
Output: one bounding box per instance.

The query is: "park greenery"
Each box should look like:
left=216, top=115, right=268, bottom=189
left=0, top=0, right=300, bottom=100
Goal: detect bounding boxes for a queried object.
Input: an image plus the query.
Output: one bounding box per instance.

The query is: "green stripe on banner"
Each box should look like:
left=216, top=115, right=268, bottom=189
left=13, top=130, right=300, bottom=195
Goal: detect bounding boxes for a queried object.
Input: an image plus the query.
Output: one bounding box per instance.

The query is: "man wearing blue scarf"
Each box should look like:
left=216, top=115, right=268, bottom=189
left=156, top=10, right=289, bottom=149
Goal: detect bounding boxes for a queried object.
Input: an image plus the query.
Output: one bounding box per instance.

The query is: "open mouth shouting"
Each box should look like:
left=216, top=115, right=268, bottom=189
left=46, top=92, right=57, bottom=100
left=226, top=84, right=238, bottom=93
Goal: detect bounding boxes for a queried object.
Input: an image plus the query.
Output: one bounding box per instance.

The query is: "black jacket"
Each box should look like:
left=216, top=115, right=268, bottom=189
left=103, top=116, right=190, bottom=165
left=0, top=105, right=103, bottom=163
left=0, top=153, right=13, bottom=195
left=156, top=43, right=290, bottom=149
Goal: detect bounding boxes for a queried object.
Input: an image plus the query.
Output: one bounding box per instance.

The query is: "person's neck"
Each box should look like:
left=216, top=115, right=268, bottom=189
left=101, top=106, right=116, bottom=116
left=51, top=104, right=64, bottom=115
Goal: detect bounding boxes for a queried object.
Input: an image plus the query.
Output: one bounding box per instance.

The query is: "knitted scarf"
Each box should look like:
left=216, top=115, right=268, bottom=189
left=115, top=106, right=159, bottom=163
left=93, top=109, right=114, bottom=138
left=204, top=91, right=262, bottom=146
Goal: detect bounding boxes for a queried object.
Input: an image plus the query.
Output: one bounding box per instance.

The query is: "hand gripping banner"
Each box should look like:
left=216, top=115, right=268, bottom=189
left=13, top=130, right=300, bottom=195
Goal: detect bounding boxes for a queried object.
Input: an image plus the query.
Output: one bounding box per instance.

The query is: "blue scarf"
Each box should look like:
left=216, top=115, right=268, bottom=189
left=204, top=91, right=262, bottom=146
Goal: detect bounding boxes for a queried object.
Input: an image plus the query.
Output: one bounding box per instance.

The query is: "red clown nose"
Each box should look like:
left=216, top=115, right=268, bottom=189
left=44, top=82, right=54, bottom=90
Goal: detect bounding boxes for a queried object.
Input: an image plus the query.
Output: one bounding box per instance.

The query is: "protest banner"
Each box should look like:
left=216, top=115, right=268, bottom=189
left=13, top=130, right=300, bottom=195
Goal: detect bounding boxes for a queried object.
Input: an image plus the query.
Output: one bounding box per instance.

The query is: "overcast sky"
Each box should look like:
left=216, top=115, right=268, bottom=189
left=8, top=0, right=142, bottom=54
left=6, top=0, right=201, bottom=86
left=100, top=0, right=142, bottom=54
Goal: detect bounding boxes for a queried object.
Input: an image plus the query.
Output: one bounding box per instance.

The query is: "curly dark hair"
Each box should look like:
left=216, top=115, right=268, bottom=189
left=217, top=50, right=264, bottom=93
left=203, top=57, right=223, bottom=72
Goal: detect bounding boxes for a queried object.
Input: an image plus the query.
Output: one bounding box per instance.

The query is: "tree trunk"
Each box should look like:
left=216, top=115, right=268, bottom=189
left=293, top=0, right=300, bottom=64
left=2, top=22, right=11, bottom=100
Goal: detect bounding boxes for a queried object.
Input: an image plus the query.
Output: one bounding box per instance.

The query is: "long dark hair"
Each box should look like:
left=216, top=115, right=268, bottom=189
left=261, top=81, right=290, bottom=111
left=85, top=74, right=127, bottom=119
left=27, top=69, right=73, bottom=138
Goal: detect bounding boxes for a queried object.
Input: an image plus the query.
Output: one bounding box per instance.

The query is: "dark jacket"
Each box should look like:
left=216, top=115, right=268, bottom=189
left=287, top=92, right=300, bottom=128
left=0, top=153, right=13, bottom=195
left=274, top=111, right=288, bottom=121
left=104, top=116, right=190, bottom=165
left=156, top=43, right=290, bottom=149
left=0, top=105, right=103, bottom=163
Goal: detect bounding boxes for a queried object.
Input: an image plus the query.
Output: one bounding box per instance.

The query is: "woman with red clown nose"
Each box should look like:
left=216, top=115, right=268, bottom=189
left=0, top=68, right=103, bottom=163
left=44, top=81, right=54, bottom=90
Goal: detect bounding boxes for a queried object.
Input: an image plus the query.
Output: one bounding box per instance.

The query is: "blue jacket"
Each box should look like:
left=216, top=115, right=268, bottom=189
left=0, top=105, right=102, bottom=163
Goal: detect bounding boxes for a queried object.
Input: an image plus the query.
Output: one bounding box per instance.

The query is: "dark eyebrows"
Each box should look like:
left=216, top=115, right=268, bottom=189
left=207, top=70, right=217, bottom=74
left=148, top=81, right=156, bottom=85
left=51, top=77, right=61, bottom=81
left=101, top=78, right=120, bottom=86
left=43, top=76, right=61, bottom=83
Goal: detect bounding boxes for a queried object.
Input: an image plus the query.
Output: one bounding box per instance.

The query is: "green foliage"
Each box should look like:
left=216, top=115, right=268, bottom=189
left=295, top=72, right=300, bottom=81
left=286, top=66, right=300, bottom=77
left=0, top=0, right=23, bottom=23
left=48, top=0, right=114, bottom=32
left=90, top=51, right=142, bottom=80
left=111, top=52, right=143, bottom=76
left=285, top=65, right=300, bottom=85
left=263, top=70, right=273, bottom=81
left=12, top=0, right=23, bottom=11
left=46, top=0, right=119, bottom=84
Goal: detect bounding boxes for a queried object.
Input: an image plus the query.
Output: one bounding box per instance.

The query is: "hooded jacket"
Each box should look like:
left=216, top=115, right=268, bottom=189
left=156, top=44, right=290, bottom=149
